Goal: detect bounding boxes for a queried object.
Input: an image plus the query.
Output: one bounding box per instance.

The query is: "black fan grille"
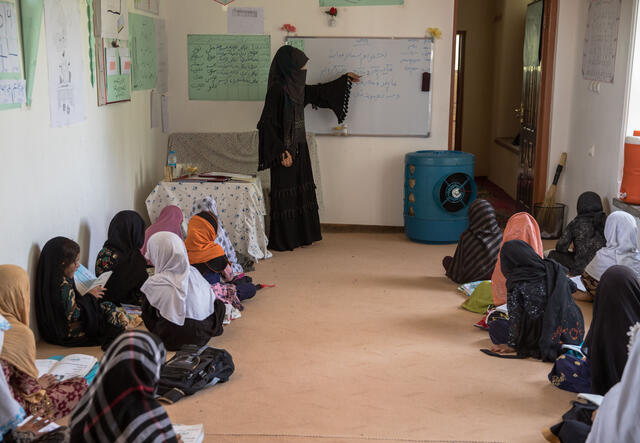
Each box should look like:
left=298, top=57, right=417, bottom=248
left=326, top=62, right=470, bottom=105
left=439, top=173, right=474, bottom=212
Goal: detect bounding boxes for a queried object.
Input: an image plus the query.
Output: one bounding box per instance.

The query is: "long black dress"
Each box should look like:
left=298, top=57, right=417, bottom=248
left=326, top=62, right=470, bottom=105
left=258, top=46, right=351, bottom=251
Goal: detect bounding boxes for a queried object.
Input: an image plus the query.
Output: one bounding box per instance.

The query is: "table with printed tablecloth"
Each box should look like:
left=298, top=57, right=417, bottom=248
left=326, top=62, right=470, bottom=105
left=145, top=179, right=272, bottom=262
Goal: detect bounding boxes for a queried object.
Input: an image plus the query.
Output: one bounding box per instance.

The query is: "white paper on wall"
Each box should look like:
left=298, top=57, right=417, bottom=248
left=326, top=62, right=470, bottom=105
left=118, top=46, right=130, bottom=74
left=44, top=0, right=87, bottom=127
left=0, top=79, right=26, bottom=104
left=0, top=2, right=22, bottom=74
left=582, top=0, right=622, bottom=83
left=227, top=7, right=264, bottom=34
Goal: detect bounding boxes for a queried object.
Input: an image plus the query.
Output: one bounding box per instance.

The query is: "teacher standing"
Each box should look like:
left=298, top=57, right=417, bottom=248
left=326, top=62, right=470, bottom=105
left=258, top=45, right=359, bottom=251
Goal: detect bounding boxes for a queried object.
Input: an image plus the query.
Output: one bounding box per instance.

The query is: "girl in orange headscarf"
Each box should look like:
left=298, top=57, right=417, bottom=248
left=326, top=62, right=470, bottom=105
left=186, top=208, right=258, bottom=302
left=491, top=212, right=544, bottom=306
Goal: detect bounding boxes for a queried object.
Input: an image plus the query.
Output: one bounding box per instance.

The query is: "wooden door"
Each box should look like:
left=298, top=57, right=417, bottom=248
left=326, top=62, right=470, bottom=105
left=517, top=0, right=544, bottom=210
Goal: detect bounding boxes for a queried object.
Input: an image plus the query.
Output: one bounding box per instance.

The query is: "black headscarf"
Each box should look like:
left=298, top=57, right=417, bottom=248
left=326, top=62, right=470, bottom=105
left=585, top=265, right=640, bottom=395
left=35, top=237, right=122, bottom=347
left=447, top=199, right=502, bottom=283
left=268, top=45, right=308, bottom=105
left=501, top=240, right=584, bottom=361
left=575, top=191, right=606, bottom=229
left=100, top=210, right=148, bottom=305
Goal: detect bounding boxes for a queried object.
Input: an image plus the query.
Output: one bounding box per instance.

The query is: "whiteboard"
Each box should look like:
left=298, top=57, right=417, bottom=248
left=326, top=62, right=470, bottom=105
left=288, top=37, right=433, bottom=137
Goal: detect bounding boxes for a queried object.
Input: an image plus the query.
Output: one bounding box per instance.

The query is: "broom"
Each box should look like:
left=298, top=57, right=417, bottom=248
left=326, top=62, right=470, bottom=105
left=538, top=152, right=567, bottom=233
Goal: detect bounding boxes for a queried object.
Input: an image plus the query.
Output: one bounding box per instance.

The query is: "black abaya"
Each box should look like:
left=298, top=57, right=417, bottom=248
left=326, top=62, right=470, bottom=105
left=258, top=46, right=352, bottom=251
left=584, top=265, right=640, bottom=395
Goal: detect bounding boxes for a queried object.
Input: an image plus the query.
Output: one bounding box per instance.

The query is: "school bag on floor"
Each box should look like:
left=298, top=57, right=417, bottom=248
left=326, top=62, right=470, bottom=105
left=156, top=345, right=235, bottom=404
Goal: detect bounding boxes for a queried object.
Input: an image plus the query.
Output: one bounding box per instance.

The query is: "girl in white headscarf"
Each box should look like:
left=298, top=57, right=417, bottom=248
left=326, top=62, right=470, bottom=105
left=141, top=232, right=227, bottom=351
left=581, top=211, right=640, bottom=298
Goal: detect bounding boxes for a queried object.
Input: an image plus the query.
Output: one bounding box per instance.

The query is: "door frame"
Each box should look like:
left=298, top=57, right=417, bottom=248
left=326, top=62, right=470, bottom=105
left=452, top=30, right=466, bottom=151
left=448, top=0, right=558, bottom=204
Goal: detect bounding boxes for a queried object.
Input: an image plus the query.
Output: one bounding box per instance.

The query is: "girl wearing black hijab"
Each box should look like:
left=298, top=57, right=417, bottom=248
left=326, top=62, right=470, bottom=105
left=585, top=265, right=640, bottom=395
left=548, top=192, right=606, bottom=276
left=487, top=240, right=584, bottom=361
left=95, top=210, right=149, bottom=305
left=35, top=237, right=127, bottom=347
left=258, top=45, right=359, bottom=251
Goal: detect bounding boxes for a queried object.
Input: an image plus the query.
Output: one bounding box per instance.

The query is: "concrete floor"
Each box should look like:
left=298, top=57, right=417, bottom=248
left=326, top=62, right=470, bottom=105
left=38, top=233, right=592, bottom=442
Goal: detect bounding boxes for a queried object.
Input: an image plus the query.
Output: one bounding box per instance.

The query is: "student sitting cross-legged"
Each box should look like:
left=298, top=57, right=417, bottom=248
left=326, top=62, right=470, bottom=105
left=141, top=231, right=226, bottom=351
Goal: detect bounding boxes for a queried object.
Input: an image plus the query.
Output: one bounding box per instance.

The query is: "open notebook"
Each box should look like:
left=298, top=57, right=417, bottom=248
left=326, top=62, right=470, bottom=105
left=172, top=424, right=204, bottom=443
left=74, top=264, right=112, bottom=296
left=35, top=354, right=98, bottom=382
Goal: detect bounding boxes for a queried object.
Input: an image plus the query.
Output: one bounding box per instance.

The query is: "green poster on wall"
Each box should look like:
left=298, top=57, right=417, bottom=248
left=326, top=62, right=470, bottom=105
left=319, top=0, right=403, bottom=6
left=188, top=34, right=270, bottom=101
left=129, top=12, right=157, bottom=90
left=107, top=74, right=131, bottom=102
left=287, top=38, right=305, bottom=52
left=18, top=0, right=43, bottom=106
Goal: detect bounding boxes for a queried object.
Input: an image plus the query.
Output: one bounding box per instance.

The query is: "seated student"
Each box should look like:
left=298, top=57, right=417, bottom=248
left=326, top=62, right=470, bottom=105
left=581, top=211, right=640, bottom=299
left=35, top=237, right=128, bottom=347
left=491, top=212, right=544, bottom=306
left=141, top=232, right=226, bottom=351
left=186, top=205, right=257, bottom=302
left=95, top=210, right=149, bottom=305
left=141, top=205, right=184, bottom=258
left=586, top=322, right=640, bottom=442
left=584, top=265, right=640, bottom=395
left=486, top=240, right=584, bottom=361
left=69, top=331, right=180, bottom=442
left=0, top=265, right=88, bottom=421
left=443, top=199, right=502, bottom=284
left=190, top=197, right=244, bottom=274
left=548, top=192, right=606, bottom=276
left=543, top=320, right=640, bottom=443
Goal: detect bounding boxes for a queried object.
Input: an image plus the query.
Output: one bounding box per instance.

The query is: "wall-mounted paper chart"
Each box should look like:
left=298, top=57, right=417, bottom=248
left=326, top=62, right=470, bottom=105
left=129, top=12, right=157, bottom=90
left=319, top=0, right=403, bottom=6
left=188, top=34, right=270, bottom=101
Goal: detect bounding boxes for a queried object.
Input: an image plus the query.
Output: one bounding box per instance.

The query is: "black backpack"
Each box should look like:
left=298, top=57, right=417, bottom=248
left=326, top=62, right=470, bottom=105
left=156, top=345, right=234, bottom=404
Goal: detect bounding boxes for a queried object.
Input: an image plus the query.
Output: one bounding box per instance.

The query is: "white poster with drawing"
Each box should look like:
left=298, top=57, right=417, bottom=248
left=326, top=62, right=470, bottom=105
left=582, top=0, right=622, bottom=83
left=98, top=0, right=128, bottom=40
left=44, top=0, right=87, bottom=127
left=0, top=2, right=21, bottom=74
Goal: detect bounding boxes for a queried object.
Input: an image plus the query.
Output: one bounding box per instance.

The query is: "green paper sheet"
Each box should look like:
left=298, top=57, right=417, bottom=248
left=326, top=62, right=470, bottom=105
left=87, top=0, right=95, bottom=86
left=129, top=12, right=157, bottom=90
left=18, top=0, right=42, bottom=107
left=107, top=74, right=131, bottom=102
left=319, top=0, right=403, bottom=5
left=287, top=38, right=305, bottom=52
left=188, top=34, right=270, bottom=101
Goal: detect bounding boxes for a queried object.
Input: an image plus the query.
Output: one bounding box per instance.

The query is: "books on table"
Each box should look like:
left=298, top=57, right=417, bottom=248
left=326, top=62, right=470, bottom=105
left=35, top=354, right=98, bottom=382
left=172, top=424, right=204, bottom=443
left=74, top=264, right=112, bottom=296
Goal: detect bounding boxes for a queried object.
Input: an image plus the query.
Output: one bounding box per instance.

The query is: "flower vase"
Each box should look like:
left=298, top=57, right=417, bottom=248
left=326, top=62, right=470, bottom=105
left=328, top=17, right=336, bottom=27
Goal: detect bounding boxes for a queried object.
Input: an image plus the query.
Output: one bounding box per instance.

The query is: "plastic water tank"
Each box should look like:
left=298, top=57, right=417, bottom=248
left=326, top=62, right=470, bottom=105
left=404, top=150, right=476, bottom=244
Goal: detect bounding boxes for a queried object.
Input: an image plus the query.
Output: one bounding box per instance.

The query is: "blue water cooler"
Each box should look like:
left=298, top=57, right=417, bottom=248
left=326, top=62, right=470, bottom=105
left=404, top=150, right=476, bottom=244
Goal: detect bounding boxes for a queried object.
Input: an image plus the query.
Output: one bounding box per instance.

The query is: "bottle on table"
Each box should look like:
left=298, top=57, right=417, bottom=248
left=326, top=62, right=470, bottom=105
left=167, top=149, right=177, bottom=179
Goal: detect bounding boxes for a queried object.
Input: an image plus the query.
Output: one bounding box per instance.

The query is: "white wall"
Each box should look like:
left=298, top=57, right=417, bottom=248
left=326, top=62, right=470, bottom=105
left=548, top=0, right=637, bottom=220
left=0, top=0, right=167, bottom=282
left=165, top=0, right=455, bottom=226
